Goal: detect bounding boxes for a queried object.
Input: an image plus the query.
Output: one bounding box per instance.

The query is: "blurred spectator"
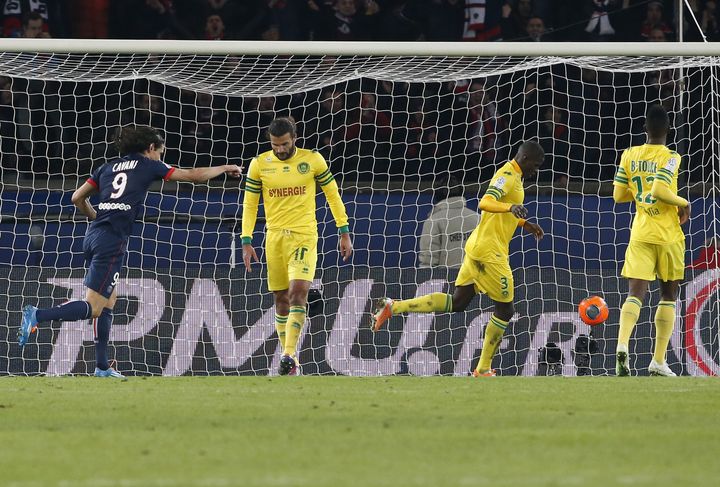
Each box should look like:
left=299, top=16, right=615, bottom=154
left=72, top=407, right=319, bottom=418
left=418, top=176, right=480, bottom=268
left=690, top=237, right=720, bottom=269
left=359, top=92, right=392, bottom=142
left=261, top=24, right=281, bottom=40
left=549, top=0, right=585, bottom=41
left=420, top=0, right=464, bottom=41
left=205, top=13, right=226, bottom=39
left=21, top=11, right=50, bottom=38
left=313, top=0, right=378, bottom=41
left=108, top=0, right=193, bottom=39
left=264, top=0, right=312, bottom=40
left=525, top=15, right=547, bottom=41
left=405, top=104, right=439, bottom=166
left=231, top=96, right=278, bottom=157
left=185, top=91, right=229, bottom=161
left=126, top=93, right=165, bottom=126
left=682, top=0, right=715, bottom=40
left=701, top=1, right=720, bottom=40
left=356, top=91, right=392, bottom=174
left=2, top=0, right=56, bottom=38
left=531, top=0, right=552, bottom=23
left=584, top=0, right=617, bottom=40
left=646, top=27, right=667, bottom=41
left=639, top=1, right=673, bottom=41
left=67, top=0, right=109, bottom=38
left=501, top=0, right=534, bottom=40
left=538, top=106, right=570, bottom=186
left=499, top=76, right=538, bottom=145
left=311, top=87, right=361, bottom=162
left=377, top=1, right=423, bottom=41
left=173, top=0, right=258, bottom=39
left=607, top=0, right=645, bottom=41
left=464, top=79, right=506, bottom=171
left=464, top=0, right=504, bottom=41
left=204, top=0, right=241, bottom=19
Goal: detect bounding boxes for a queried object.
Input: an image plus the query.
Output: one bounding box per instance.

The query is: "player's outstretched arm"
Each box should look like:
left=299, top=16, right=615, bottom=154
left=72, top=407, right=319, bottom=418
left=71, top=182, right=98, bottom=220
left=168, top=164, right=242, bottom=183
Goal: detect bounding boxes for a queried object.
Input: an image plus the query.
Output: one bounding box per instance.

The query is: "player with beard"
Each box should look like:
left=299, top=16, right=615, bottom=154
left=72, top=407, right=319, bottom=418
left=241, top=117, right=353, bottom=375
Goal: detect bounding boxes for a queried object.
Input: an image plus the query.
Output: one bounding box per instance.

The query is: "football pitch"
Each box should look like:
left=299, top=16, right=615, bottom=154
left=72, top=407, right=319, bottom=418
left=1, top=377, right=719, bottom=487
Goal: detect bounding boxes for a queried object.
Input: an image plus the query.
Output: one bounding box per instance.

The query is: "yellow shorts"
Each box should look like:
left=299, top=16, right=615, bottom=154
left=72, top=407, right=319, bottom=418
left=621, top=239, right=685, bottom=282
left=265, top=229, right=318, bottom=291
left=455, top=255, right=514, bottom=303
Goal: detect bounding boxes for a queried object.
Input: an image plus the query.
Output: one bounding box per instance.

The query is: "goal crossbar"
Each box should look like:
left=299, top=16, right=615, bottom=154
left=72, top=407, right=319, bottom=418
left=0, top=39, right=719, bottom=57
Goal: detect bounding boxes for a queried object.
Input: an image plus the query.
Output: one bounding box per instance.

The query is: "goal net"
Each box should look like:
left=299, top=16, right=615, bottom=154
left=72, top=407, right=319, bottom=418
left=0, top=41, right=718, bottom=376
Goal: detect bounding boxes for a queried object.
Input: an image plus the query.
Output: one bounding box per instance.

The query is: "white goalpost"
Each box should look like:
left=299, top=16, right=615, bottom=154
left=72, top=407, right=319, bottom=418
left=0, top=40, right=718, bottom=376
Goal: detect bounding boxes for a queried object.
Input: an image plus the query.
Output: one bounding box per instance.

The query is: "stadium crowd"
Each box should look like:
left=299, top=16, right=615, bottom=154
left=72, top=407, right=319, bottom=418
left=0, top=1, right=715, bottom=185
left=2, top=1, right=719, bottom=42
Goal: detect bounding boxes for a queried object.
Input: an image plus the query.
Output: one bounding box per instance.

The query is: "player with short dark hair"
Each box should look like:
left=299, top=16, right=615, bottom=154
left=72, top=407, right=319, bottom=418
left=18, top=125, right=242, bottom=378
left=612, top=104, right=690, bottom=377
left=372, top=141, right=545, bottom=377
left=242, top=116, right=353, bottom=376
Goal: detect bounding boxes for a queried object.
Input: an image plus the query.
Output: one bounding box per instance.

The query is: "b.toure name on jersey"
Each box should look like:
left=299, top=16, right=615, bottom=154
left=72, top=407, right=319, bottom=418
left=630, top=160, right=658, bottom=173
left=113, top=160, right=138, bottom=172
left=268, top=186, right=307, bottom=198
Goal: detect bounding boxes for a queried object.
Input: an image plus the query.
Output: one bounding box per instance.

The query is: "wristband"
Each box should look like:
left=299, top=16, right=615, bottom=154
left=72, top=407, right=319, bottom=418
left=338, top=225, right=350, bottom=234
left=517, top=219, right=526, bottom=227
left=241, top=236, right=252, bottom=245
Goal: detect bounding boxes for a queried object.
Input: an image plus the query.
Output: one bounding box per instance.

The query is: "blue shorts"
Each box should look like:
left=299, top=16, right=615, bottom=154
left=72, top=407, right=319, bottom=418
left=83, top=226, right=127, bottom=299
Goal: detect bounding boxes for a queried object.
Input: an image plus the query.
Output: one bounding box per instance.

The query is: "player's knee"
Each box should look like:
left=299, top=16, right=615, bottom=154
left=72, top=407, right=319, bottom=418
left=494, top=303, right=514, bottom=322
left=288, top=290, right=309, bottom=307
left=451, top=297, right=469, bottom=312
left=627, top=280, right=648, bottom=301
left=451, top=286, right=474, bottom=312
left=288, top=295, right=307, bottom=308
left=661, top=290, right=678, bottom=301
left=90, top=304, right=103, bottom=319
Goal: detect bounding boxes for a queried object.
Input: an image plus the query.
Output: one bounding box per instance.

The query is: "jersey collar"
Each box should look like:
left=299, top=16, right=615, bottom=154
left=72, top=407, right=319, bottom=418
left=271, top=147, right=298, bottom=162
left=510, top=159, right=522, bottom=175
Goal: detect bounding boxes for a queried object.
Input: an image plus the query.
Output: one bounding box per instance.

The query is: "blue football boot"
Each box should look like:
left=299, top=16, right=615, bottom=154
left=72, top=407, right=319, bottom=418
left=94, top=367, right=126, bottom=379
left=18, top=305, right=38, bottom=348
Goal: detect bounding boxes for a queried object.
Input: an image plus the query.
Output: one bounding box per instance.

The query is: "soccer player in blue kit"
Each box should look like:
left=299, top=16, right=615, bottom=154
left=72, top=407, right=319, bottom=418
left=18, top=126, right=242, bottom=378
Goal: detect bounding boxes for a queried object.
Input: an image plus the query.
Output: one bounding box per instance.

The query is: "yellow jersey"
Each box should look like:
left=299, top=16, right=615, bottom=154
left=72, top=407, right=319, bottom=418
left=241, top=148, right=349, bottom=240
left=465, top=160, right=524, bottom=263
left=613, top=144, right=684, bottom=244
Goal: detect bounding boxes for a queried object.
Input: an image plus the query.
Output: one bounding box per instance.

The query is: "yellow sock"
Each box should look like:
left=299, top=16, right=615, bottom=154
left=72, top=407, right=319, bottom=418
left=475, top=315, right=508, bottom=372
left=284, top=305, right=305, bottom=357
left=391, top=293, right=452, bottom=314
left=275, top=313, right=288, bottom=355
left=618, top=297, right=642, bottom=347
left=653, top=301, right=676, bottom=363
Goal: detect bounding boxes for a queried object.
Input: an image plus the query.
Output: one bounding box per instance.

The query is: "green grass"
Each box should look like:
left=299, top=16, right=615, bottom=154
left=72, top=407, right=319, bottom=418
left=1, top=377, right=719, bottom=487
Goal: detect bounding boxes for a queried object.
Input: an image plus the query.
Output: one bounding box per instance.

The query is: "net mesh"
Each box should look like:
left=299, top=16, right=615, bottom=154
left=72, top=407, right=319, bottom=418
left=0, top=51, right=718, bottom=376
